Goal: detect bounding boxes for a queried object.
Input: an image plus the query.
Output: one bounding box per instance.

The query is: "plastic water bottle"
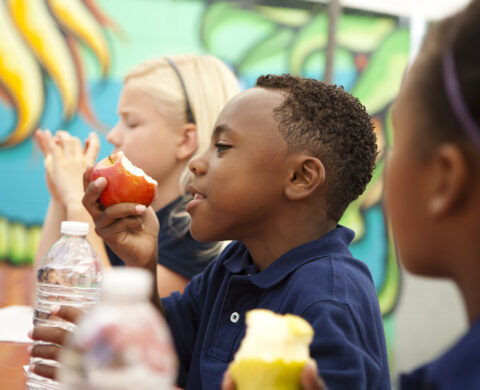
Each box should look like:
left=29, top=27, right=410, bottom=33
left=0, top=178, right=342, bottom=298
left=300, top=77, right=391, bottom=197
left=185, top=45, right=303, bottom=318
left=57, top=268, right=178, bottom=389
left=58, top=267, right=178, bottom=390
left=26, top=221, right=102, bottom=390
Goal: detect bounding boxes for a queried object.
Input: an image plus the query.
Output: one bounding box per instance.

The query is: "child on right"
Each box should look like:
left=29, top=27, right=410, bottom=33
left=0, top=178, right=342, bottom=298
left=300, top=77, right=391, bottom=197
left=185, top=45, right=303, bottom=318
left=387, top=0, right=480, bottom=388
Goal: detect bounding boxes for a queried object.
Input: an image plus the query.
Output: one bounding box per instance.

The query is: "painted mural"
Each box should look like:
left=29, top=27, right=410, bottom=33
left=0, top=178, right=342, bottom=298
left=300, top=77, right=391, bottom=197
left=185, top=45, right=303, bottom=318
left=0, top=0, right=409, bottom=358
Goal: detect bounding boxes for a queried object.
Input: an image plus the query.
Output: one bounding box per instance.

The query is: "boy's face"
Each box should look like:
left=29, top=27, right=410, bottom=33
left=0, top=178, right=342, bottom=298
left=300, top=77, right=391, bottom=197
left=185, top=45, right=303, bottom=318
left=187, top=88, right=291, bottom=243
left=385, top=62, right=438, bottom=275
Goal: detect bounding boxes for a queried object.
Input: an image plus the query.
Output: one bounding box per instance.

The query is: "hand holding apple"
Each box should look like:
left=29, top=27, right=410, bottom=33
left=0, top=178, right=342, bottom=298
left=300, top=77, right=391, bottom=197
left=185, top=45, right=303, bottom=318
left=90, top=151, right=158, bottom=207
left=82, top=166, right=160, bottom=269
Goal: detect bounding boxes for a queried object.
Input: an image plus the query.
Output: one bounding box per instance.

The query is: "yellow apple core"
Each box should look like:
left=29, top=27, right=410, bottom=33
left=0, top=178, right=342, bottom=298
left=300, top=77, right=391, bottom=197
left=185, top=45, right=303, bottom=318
left=230, top=359, right=306, bottom=390
left=229, top=309, right=314, bottom=390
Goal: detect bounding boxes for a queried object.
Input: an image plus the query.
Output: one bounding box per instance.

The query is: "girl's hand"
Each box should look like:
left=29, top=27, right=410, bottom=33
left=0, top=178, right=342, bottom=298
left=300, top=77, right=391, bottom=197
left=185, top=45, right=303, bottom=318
left=35, top=129, right=61, bottom=202
left=82, top=167, right=160, bottom=268
left=28, top=306, right=83, bottom=380
left=52, top=130, right=100, bottom=207
left=35, top=129, right=100, bottom=207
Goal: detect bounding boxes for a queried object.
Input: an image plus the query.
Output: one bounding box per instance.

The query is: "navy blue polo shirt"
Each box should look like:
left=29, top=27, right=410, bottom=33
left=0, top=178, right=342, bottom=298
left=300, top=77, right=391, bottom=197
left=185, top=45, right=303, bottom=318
left=400, top=318, right=480, bottom=389
left=162, top=225, right=391, bottom=390
left=106, top=196, right=220, bottom=279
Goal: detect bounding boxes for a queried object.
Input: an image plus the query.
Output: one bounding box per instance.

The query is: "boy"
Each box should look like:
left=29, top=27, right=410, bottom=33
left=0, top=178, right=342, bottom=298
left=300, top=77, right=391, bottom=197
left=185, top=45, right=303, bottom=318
left=33, top=75, right=391, bottom=389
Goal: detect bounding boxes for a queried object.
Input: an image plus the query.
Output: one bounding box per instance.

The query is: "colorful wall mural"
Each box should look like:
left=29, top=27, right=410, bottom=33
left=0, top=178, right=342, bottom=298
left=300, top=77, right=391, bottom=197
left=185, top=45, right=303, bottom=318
left=0, top=0, right=410, bottom=373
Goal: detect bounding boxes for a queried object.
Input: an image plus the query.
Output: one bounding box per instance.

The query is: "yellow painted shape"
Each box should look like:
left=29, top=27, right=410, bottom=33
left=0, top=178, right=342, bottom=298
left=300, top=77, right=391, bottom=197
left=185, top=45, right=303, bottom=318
left=8, top=0, right=78, bottom=119
left=48, top=0, right=110, bottom=76
left=0, top=0, right=43, bottom=147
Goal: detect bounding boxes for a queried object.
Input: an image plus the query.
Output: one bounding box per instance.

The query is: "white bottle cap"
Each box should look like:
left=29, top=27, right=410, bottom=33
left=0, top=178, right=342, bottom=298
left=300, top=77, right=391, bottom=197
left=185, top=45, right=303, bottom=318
left=102, top=268, right=153, bottom=301
left=60, top=221, right=89, bottom=236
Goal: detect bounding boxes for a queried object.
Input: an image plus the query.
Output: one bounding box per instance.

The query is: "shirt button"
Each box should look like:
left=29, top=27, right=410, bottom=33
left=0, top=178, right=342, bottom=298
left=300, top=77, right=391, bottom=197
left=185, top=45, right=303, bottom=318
left=230, top=312, right=240, bottom=323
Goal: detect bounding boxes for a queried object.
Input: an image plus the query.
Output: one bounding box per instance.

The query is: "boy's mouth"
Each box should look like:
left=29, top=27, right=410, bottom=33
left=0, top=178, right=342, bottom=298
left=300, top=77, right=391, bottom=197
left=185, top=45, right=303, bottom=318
left=187, top=185, right=206, bottom=213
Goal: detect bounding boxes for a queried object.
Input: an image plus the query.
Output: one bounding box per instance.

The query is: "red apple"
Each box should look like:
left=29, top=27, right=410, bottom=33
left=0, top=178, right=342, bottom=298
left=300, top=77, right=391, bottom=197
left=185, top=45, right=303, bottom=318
left=90, top=151, right=157, bottom=207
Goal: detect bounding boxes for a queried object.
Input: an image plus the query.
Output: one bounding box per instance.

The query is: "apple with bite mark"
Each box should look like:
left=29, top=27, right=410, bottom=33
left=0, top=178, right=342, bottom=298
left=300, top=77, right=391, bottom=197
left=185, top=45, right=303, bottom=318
left=90, top=151, right=157, bottom=207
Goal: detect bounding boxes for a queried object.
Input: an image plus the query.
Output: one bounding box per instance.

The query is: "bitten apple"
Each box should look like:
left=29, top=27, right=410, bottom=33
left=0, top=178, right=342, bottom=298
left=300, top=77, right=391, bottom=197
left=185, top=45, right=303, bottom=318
left=90, top=151, right=157, bottom=207
left=229, top=309, right=314, bottom=390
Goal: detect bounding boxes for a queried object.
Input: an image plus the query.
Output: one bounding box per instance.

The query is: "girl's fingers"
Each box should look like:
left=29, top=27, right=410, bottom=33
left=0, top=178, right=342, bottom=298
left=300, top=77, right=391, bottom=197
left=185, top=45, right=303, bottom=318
left=55, top=131, right=82, bottom=156
left=53, top=130, right=68, bottom=148
left=52, top=305, right=83, bottom=323
left=48, top=131, right=63, bottom=160
left=29, top=343, right=61, bottom=361
left=34, top=129, right=48, bottom=156
left=84, top=132, right=100, bottom=164
left=42, top=130, right=56, bottom=155
left=30, top=326, right=70, bottom=346
left=31, top=362, right=57, bottom=380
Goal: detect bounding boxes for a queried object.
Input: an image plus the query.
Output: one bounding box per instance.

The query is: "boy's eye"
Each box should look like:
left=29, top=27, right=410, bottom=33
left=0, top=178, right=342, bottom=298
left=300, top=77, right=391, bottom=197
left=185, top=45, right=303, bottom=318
left=214, top=143, right=232, bottom=155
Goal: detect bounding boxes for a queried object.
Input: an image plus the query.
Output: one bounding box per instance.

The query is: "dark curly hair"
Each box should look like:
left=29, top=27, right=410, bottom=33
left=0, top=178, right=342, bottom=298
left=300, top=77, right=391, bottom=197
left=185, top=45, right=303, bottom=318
left=256, top=74, right=377, bottom=221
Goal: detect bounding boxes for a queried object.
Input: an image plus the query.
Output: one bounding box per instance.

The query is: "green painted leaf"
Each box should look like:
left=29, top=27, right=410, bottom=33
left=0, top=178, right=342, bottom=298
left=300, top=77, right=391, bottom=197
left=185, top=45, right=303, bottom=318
left=301, top=47, right=355, bottom=81
left=337, top=14, right=396, bottom=52
left=202, top=3, right=276, bottom=65
left=340, top=198, right=365, bottom=241
left=289, top=13, right=328, bottom=75
left=256, top=5, right=312, bottom=27
left=10, top=223, right=27, bottom=265
left=352, top=28, right=409, bottom=115
left=378, top=229, right=401, bottom=316
left=27, top=226, right=42, bottom=266
left=0, top=217, right=8, bottom=261
left=239, top=28, right=293, bottom=73
left=385, top=105, right=394, bottom=147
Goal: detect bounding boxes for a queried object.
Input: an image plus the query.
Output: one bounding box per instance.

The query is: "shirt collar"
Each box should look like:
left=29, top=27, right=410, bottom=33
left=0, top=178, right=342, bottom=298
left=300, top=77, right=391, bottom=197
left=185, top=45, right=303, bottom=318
left=223, top=225, right=355, bottom=288
left=156, top=195, right=184, bottom=221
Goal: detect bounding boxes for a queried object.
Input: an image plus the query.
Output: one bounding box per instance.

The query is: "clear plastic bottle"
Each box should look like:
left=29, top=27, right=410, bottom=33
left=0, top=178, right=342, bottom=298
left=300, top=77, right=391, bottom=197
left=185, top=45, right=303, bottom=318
left=26, top=221, right=102, bottom=390
left=58, top=267, right=178, bottom=390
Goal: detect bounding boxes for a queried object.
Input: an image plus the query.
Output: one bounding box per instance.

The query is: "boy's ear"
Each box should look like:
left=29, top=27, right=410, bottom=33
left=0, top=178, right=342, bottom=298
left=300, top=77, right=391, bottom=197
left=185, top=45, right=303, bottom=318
left=427, top=143, right=469, bottom=218
left=285, top=155, right=325, bottom=200
left=176, top=123, right=198, bottom=161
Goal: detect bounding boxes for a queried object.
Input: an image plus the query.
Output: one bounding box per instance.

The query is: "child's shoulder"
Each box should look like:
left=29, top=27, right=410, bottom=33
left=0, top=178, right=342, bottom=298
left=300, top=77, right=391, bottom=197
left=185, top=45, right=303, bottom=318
left=290, top=225, right=374, bottom=284
left=401, top=319, right=480, bottom=389
left=288, top=247, right=377, bottom=304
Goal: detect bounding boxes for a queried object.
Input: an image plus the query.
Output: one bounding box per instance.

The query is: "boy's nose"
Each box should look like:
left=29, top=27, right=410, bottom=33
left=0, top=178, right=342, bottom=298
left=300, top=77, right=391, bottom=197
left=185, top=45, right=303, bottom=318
left=189, top=155, right=207, bottom=175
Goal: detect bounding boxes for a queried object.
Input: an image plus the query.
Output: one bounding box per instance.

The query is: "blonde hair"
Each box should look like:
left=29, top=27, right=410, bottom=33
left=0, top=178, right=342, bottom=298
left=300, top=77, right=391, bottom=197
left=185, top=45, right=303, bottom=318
left=123, top=54, right=239, bottom=192
left=123, top=55, right=238, bottom=252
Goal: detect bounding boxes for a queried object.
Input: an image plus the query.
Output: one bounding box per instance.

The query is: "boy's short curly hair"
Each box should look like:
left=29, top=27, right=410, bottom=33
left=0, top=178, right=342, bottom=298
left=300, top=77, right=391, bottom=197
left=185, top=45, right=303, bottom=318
left=256, top=74, right=377, bottom=221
